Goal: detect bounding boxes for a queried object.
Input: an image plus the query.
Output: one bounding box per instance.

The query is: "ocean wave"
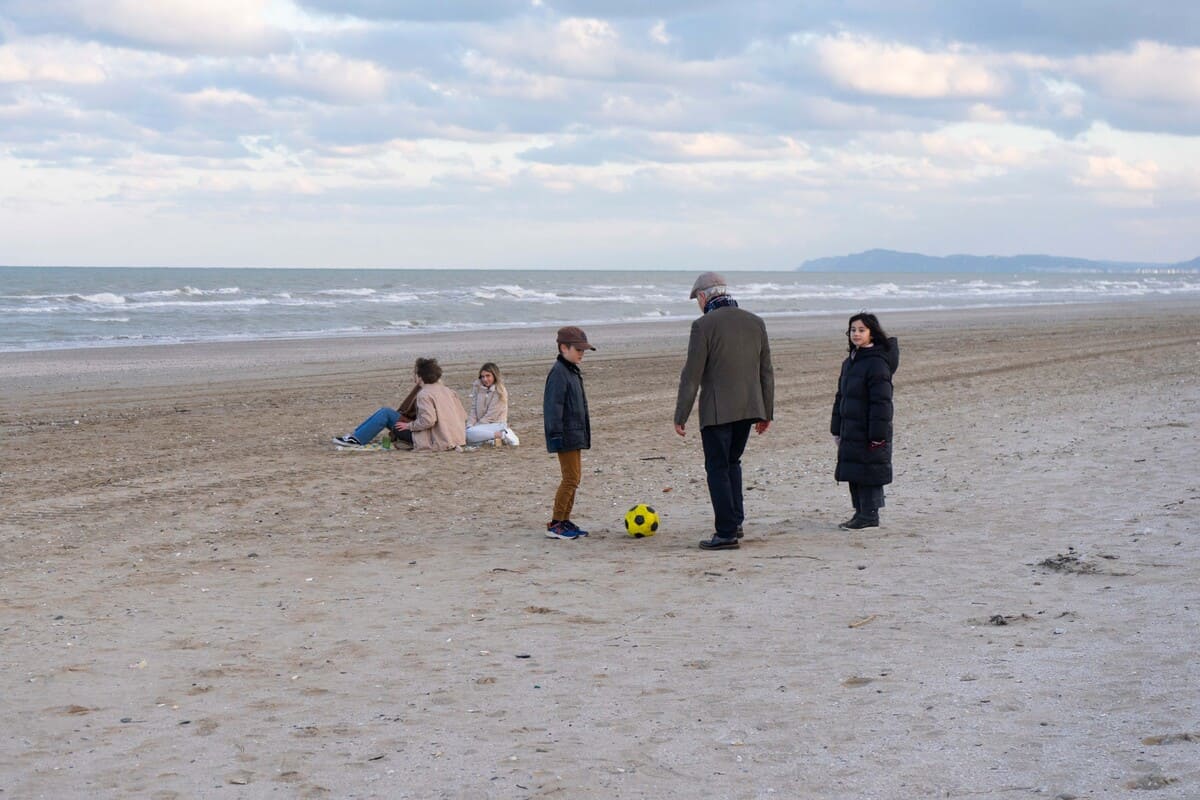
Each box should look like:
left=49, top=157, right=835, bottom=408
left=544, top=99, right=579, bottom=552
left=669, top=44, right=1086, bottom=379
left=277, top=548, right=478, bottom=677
left=474, top=284, right=562, bottom=302
left=473, top=285, right=683, bottom=304
left=73, top=292, right=127, bottom=305
left=367, top=292, right=424, bottom=304
left=123, top=297, right=273, bottom=310
left=318, top=288, right=377, bottom=297
left=131, top=286, right=242, bottom=299
left=5, top=305, right=71, bottom=314
left=2, top=267, right=1197, bottom=352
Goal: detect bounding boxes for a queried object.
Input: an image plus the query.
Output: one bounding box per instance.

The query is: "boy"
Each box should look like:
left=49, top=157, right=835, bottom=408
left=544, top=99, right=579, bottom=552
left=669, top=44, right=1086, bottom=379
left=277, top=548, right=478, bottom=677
left=543, top=326, right=594, bottom=539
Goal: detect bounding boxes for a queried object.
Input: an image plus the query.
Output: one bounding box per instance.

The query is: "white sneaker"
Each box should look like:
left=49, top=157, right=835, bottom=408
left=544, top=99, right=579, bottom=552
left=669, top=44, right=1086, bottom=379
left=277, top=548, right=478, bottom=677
left=501, top=429, right=520, bottom=447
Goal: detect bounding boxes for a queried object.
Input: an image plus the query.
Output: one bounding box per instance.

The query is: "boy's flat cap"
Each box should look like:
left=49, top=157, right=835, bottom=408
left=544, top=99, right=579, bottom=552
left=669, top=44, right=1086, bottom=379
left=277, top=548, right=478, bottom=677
left=556, top=325, right=596, bottom=350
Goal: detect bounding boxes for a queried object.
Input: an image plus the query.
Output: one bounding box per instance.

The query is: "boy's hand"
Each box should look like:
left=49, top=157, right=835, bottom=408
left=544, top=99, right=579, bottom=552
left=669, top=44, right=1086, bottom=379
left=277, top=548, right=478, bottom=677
left=674, top=423, right=686, bottom=437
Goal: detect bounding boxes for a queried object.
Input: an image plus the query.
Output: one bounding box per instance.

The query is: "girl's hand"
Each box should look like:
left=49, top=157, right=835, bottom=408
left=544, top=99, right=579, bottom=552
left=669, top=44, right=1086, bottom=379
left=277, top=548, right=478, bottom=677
left=395, top=420, right=410, bottom=431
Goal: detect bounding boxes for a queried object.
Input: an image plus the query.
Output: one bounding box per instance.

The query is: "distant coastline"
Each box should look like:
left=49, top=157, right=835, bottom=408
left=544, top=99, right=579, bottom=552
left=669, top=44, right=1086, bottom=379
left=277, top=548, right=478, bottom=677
left=799, top=248, right=1200, bottom=273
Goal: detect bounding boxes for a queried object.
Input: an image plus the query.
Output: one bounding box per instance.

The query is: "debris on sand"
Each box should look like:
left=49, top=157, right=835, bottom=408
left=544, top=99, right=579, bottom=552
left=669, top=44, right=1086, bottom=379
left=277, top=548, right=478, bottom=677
left=1142, top=732, right=1200, bottom=746
left=1038, top=547, right=1099, bottom=574
left=1125, top=774, right=1177, bottom=790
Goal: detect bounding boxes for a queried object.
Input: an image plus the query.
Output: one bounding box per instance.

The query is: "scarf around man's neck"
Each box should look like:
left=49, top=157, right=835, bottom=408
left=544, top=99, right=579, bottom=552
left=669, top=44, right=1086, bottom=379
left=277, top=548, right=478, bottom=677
left=703, top=294, right=739, bottom=314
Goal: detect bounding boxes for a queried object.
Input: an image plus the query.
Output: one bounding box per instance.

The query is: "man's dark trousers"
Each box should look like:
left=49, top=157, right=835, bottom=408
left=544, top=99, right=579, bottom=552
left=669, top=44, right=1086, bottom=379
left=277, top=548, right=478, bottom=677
left=701, top=419, right=754, bottom=538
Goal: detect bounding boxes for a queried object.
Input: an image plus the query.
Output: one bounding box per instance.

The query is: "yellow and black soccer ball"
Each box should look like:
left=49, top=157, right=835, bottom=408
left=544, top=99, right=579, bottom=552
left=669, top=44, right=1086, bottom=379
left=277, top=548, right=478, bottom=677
left=623, top=503, right=660, bottom=537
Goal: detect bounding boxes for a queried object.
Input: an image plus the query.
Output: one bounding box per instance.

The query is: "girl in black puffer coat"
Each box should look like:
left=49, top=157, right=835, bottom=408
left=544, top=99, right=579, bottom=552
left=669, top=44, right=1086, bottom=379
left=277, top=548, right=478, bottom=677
left=830, top=312, right=899, bottom=529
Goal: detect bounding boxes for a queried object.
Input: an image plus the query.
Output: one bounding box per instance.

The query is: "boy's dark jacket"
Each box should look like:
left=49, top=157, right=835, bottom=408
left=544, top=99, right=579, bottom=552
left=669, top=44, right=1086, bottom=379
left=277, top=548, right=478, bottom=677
left=831, top=338, right=899, bottom=485
left=543, top=354, right=591, bottom=452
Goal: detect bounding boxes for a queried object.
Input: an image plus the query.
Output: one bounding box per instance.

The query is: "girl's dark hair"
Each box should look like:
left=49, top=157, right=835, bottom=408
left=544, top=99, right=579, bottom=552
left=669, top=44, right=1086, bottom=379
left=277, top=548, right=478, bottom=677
left=478, top=362, right=503, bottom=386
left=846, top=312, right=890, bottom=353
left=414, top=357, right=443, bottom=384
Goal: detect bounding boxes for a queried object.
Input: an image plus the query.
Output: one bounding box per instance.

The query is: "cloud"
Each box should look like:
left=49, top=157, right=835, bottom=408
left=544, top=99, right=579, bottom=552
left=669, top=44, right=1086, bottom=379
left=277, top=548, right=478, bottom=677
left=2, top=2, right=1200, bottom=266
left=470, top=16, right=733, bottom=84
left=1077, top=154, right=1159, bottom=191
left=291, top=0, right=531, bottom=23
left=1071, top=40, right=1200, bottom=106
left=9, top=0, right=293, bottom=55
left=813, top=34, right=1006, bottom=99
left=521, top=131, right=808, bottom=165
left=0, top=40, right=109, bottom=84
left=649, top=21, right=670, bottom=46
left=258, top=51, right=391, bottom=104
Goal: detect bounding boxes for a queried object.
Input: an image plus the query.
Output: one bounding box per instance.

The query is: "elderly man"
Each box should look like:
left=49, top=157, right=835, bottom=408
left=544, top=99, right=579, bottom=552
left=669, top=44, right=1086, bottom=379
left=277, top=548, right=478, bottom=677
left=674, top=272, right=774, bottom=550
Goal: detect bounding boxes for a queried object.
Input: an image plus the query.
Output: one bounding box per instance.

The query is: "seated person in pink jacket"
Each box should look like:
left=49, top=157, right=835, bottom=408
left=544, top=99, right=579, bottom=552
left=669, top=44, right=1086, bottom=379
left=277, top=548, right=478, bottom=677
left=465, top=362, right=519, bottom=446
left=333, top=357, right=468, bottom=451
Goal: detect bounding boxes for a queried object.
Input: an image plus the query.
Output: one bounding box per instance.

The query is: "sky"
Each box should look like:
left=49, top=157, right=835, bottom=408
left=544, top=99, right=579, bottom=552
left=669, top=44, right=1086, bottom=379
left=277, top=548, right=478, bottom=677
left=2, top=1, right=1199, bottom=269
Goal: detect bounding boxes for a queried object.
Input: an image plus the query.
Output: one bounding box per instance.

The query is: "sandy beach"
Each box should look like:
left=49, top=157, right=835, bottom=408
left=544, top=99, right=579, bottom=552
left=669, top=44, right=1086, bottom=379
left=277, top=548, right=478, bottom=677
left=2, top=300, right=1198, bottom=799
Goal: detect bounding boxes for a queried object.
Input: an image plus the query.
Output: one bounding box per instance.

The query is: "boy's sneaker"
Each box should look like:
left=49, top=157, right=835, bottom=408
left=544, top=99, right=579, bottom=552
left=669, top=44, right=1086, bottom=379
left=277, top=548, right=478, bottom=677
left=562, top=520, right=589, bottom=536
left=332, top=435, right=363, bottom=448
left=545, top=521, right=583, bottom=540
left=501, top=428, right=520, bottom=447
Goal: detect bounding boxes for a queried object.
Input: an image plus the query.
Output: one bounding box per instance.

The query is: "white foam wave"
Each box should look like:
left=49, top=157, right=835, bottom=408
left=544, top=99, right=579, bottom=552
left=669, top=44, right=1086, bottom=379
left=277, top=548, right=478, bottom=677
left=319, top=288, right=376, bottom=297
left=367, top=292, right=423, bottom=304
left=74, top=292, right=127, bottom=305
left=6, top=305, right=69, bottom=314
left=475, top=284, right=562, bottom=302
left=132, top=286, right=242, bottom=299
left=126, top=298, right=273, bottom=310
left=474, top=285, right=663, bottom=304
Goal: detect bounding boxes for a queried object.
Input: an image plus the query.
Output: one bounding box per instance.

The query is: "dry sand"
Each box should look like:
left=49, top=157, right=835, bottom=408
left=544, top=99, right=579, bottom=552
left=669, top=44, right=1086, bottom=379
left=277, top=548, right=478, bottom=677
left=2, top=301, right=1198, bottom=799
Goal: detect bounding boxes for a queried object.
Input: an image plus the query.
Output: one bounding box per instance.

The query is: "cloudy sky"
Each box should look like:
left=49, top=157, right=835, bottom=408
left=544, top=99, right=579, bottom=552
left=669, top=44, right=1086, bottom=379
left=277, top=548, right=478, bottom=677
left=2, top=1, right=1199, bottom=269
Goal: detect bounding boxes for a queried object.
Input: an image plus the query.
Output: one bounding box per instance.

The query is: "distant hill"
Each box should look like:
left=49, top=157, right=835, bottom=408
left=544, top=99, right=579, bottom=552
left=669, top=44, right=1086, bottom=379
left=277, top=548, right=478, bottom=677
left=798, top=248, right=1198, bottom=272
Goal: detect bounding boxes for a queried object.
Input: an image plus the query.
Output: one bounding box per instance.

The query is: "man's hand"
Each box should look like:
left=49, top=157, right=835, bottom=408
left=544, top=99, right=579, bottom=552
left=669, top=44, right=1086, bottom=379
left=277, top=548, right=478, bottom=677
left=674, top=423, right=686, bottom=437
left=755, top=420, right=771, bottom=435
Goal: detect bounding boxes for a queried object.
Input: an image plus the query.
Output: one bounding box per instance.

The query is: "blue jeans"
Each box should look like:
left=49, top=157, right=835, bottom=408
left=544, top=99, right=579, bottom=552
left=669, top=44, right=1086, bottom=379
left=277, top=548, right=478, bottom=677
left=352, top=407, right=400, bottom=444
left=700, top=419, right=753, bottom=538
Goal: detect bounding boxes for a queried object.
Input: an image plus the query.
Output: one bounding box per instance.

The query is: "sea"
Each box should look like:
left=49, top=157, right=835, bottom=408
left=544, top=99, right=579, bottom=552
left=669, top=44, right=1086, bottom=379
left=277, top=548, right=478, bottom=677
left=2, top=266, right=1197, bottom=353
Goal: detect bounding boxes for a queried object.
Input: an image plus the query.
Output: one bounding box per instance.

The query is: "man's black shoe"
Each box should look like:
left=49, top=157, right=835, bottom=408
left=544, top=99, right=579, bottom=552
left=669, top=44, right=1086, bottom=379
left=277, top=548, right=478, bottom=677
left=735, top=525, right=744, bottom=539
left=839, top=514, right=879, bottom=530
left=699, top=536, right=740, bottom=550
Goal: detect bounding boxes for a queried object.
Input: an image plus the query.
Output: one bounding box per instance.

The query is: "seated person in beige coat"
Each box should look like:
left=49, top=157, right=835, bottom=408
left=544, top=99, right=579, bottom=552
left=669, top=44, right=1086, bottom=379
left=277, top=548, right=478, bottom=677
left=465, top=361, right=520, bottom=446
left=332, top=357, right=468, bottom=451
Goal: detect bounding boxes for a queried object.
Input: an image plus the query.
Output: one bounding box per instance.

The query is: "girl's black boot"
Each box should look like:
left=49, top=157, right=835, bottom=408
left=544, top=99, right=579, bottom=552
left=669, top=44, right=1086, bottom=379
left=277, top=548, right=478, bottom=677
left=841, top=511, right=879, bottom=529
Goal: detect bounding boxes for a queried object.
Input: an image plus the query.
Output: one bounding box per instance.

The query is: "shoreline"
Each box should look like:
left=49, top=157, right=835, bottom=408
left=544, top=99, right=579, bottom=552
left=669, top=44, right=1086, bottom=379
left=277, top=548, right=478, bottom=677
left=2, top=289, right=1194, bottom=362
left=3, top=298, right=1192, bottom=399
